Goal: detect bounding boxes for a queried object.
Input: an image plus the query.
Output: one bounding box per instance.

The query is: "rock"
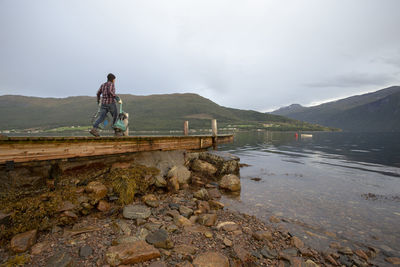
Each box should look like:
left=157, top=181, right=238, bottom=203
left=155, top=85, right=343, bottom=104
left=207, top=188, right=221, bottom=199
left=166, top=224, right=178, bottom=233
left=193, top=252, right=229, bottom=267
left=338, top=246, right=353, bottom=255
left=79, top=245, right=93, bottom=258
left=168, top=176, right=180, bottom=192
left=167, top=209, right=180, bottom=219
left=85, top=181, right=107, bottom=201
left=197, top=213, right=217, bottom=226
left=61, top=210, right=78, bottom=220
left=143, top=194, right=160, bottom=208
left=176, top=261, right=194, bottom=267
left=219, top=174, right=241, bottom=192
left=144, top=222, right=162, bottom=232
left=106, top=240, right=161, bottom=266
left=252, top=230, right=273, bottom=241
left=191, top=159, right=218, bottom=177
left=386, top=257, right=400, bottom=265
left=179, top=206, right=194, bottom=218
left=174, top=244, right=197, bottom=256
left=117, top=235, right=141, bottom=244
left=269, top=215, right=281, bottom=223
left=338, top=255, right=353, bottom=266
left=189, top=215, right=198, bottom=224
left=324, top=254, right=338, bottom=265
left=216, top=221, right=238, bottom=231
left=123, top=204, right=151, bottom=220
left=10, top=229, right=37, bottom=253
left=204, top=232, right=213, bottom=238
left=209, top=200, right=224, bottom=210
left=261, top=247, right=277, bottom=259
left=175, top=215, right=192, bottom=227
left=355, top=249, right=369, bottom=261
left=281, top=248, right=298, bottom=257
left=168, top=166, right=191, bottom=185
left=115, top=220, right=132, bottom=235
left=0, top=211, right=11, bottom=226
left=233, top=244, right=255, bottom=264
left=305, top=259, right=319, bottom=267
left=155, top=175, right=167, bottom=187
left=329, top=242, right=341, bottom=249
left=58, top=201, right=76, bottom=212
left=199, top=151, right=240, bottom=176
left=146, top=229, right=173, bottom=249
left=194, top=189, right=209, bottom=200
left=223, top=237, right=233, bottom=247
left=291, top=236, right=304, bottom=249
left=45, top=251, right=74, bottom=267
left=31, top=241, right=49, bottom=255
left=195, top=200, right=210, bottom=215
left=148, top=261, right=168, bottom=267
left=97, top=200, right=111, bottom=211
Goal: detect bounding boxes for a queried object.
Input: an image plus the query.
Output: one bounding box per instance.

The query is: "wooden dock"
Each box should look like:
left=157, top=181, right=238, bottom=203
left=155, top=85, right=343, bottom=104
left=0, top=135, right=234, bottom=164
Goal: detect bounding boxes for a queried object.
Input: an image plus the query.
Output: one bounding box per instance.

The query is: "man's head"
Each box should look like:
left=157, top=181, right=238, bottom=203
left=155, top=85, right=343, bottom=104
left=107, top=73, right=116, bottom=82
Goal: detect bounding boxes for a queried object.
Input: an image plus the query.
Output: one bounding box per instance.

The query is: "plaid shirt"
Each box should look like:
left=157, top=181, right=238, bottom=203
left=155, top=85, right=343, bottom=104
left=97, top=81, right=116, bottom=104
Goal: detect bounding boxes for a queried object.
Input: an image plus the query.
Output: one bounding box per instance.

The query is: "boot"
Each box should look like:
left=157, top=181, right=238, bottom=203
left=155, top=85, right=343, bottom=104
left=89, top=128, right=100, bottom=137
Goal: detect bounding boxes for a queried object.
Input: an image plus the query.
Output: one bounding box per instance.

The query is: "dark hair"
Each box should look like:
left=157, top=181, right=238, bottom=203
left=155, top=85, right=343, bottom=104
left=107, top=73, right=116, bottom=82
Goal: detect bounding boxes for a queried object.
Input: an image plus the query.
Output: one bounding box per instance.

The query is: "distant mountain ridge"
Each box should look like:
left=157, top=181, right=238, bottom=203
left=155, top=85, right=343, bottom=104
left=271, top=86, right=400, bottom=132
left=0, top=93, right=333, bottom=132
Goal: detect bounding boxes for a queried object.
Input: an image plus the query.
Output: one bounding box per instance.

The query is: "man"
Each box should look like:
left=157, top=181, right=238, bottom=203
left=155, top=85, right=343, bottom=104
left=90, top=73, right=121, bottom=137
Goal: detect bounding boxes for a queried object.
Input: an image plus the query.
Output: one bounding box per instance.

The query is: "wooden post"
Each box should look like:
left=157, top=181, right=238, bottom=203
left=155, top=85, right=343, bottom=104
left=211, top=119, right=218, bottom=150
left=184, top=121, right=189, bottom=136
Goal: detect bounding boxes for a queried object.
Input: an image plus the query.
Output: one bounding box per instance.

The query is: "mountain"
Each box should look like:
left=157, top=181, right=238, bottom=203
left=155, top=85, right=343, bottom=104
left=0, top=93, right=334, bottom=132
left=270, top=104, right=307, bottom=116
left=271, top=86, right=400, bottom=132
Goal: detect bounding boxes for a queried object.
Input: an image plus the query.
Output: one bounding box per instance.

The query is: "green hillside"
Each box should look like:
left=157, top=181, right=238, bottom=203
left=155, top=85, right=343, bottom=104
left=0, top=93, right=335, bottom=132
left=271, top=86, right=400, bottom=132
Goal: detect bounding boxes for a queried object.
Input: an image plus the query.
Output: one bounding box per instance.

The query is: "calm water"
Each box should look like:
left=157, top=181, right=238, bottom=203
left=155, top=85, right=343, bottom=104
left=220, top=131, right=400, bottom=260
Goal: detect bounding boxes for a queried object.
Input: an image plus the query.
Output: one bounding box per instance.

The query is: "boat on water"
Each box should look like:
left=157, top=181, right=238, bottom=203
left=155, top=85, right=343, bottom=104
left=301, top=134, right=313, bottom=138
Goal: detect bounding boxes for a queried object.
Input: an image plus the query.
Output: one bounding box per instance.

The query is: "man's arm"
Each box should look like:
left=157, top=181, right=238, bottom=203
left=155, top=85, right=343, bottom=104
left=96, top=85, right=102, bottom=103
left=110, top=82, right=116, bottom=98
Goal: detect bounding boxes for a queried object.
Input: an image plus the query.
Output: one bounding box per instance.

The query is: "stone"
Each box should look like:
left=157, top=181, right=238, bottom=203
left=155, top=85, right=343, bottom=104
left=166, top=224, right=179, bottom=233
left=45, top=251, right=74, bottom=267
left=199, top=151, right=240, bottom=176
left=269, top=215, right=281, bottom=223
left=61, top=210, right=78, bottom=220
left=0, top=211, right=11, bottom=226
left=194, top=188, right=209, bottom=200
left=197, top=213, right=217, bottom=226
left=281, top=248, right=298, bottom=257
left=176, top=261, right=194, bottom=267
left=223, top=237, right=233, bottom=247
left=339, top=246, right=353, bottom=255
left=252, top=230, right=273, bottom=241
left=31, top=241, right=49, bottom=255
left=204, top=232, right=213, bottom=238
left=106, top=240, right=161, bottom=266
left=175, top=215, right=192, bottom=227
left=123, top=204, right=151, bottom=220
left=324, top=254, right=338, bottom=265
left=191, top=159, right=218, bottom=177
left=143, top=194, right=160, bottom=208
left=168, top=176, right=180, bottom=192
left=97, top=200, right=111, bottom=211
left=10, top=229, right=37, bottom=253
left=216, top=221, right=238, bottom=231
left=79, top=245, right=93, bottom=258
left=355, top=249, right=369, bottom=261
left=115, top=220, right=132, bottom=235
left=168, top=166, right=191, bottom=185
left=174, top=244, right=197, bottom=256
left=155, top=175, right=167, bottom=187
left=146, top=229, right=173, bottom=249
left=261, top=247, right=277, bottom=259
left=196, top=200, right=210, bottom=214
left=193, top=252, right=229, bottom=267
left=385, top=257, right=400, bottom=265
left=117, top=235, right=141, bottom=244
left=58, top=201, right=76, bottom=212
left=329, top=242, right=341, bottom=249
left=207, top=188, right=221, bottom=199
left=179, top=206, right=194, bottom=218
left=208, top=200, right=224, bottom=210
left=305, top=259, right=319, bottom=267
left=189, top=215, right=198, bottom=224
left=148, top=261, right=168, bottom=267
left=166, top=209, right=180, bottom=219
left=291, top=236, right=304, bottom=249
left=219, top=174, right=241, bottom=192
left=85, top=181, right=107, bottom=201
left=144, top=222, right=162, bottom=232
left=233, top=244, right=255, bottom=264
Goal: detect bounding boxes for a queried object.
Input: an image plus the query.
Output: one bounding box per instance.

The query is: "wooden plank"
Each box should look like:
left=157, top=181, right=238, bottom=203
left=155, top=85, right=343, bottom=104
left=0, top=135, right=233, bottom=164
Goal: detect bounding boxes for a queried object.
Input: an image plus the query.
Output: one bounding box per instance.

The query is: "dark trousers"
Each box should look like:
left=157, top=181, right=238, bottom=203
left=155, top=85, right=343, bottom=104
left=93, top=103, right=118, bottom=129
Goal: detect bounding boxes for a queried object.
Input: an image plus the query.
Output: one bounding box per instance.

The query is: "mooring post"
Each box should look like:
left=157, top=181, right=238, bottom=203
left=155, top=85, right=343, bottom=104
left=212, top=119, right=218, bottom=150
left=184, top=121, right=189, bottom=136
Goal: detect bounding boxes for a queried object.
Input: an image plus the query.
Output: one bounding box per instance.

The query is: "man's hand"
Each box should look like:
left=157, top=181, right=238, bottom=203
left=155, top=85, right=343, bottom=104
left=118, top=99, right=122, bottom=104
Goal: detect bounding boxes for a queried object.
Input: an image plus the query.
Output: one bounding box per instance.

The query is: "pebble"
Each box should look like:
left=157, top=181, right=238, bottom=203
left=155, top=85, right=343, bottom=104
left=79, top=245, right=93, bottom=258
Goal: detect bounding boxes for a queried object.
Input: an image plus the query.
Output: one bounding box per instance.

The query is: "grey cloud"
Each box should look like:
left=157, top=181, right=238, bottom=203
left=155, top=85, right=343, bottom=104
left=305, top=73, right=396, bottom=88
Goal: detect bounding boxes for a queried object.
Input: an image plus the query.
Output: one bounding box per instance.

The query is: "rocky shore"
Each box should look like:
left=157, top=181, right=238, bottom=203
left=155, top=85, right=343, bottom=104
left=0, top=151, right=398, bottom=266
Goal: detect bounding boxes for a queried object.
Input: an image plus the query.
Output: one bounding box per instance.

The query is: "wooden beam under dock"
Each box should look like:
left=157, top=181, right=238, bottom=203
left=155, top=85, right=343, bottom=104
left=0, top=135, right=234, bottom=164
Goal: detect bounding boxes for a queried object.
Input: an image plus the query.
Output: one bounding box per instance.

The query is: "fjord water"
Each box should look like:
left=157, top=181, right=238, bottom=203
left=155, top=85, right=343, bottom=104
left=220, top=131, right=400, bottom=257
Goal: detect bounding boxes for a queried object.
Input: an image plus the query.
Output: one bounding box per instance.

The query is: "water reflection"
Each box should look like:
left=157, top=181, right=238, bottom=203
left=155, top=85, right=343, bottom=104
left=220, top=131, right=400, bottom=260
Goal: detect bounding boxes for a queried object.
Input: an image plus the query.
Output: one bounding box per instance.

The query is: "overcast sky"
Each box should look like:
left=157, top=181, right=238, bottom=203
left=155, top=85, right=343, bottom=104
left=1, top=0, right=399, bottom=111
